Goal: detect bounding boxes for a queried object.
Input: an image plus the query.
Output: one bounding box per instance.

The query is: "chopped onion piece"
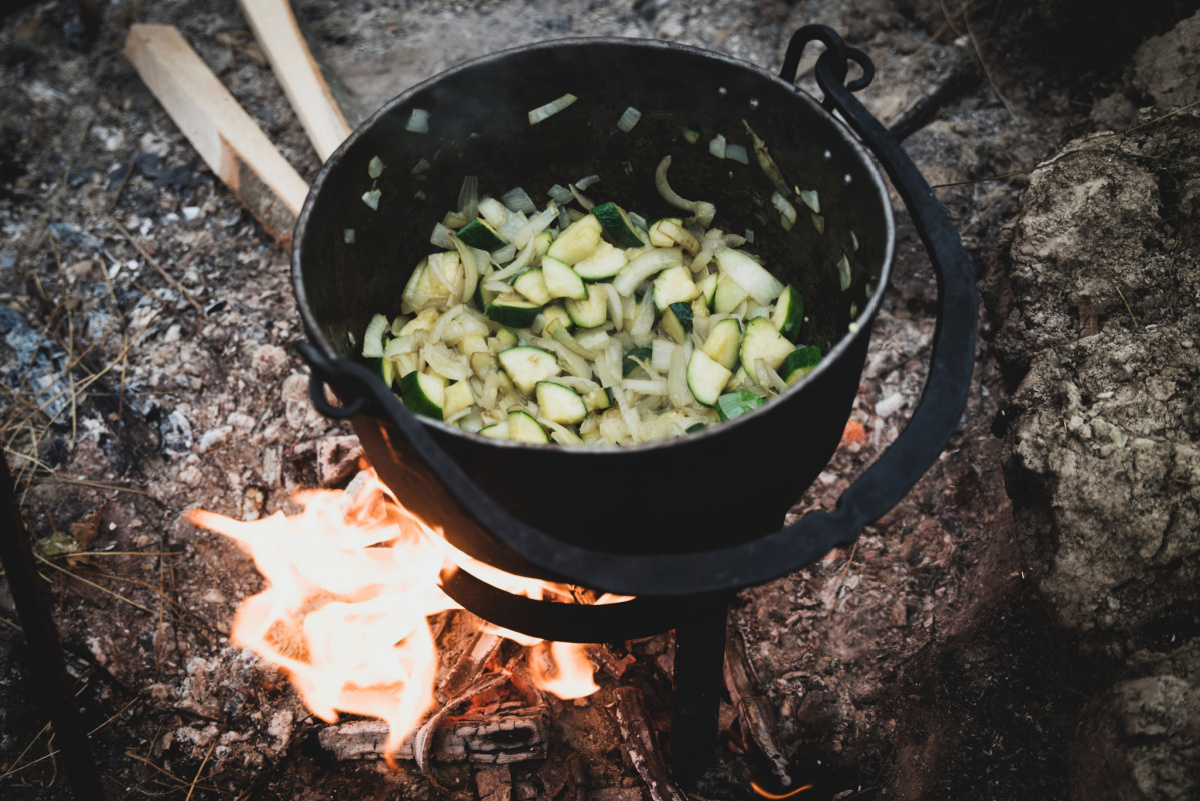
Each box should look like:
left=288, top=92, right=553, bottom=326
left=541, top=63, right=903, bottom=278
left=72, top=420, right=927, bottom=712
left=491, top=243, right=517, bottom=263
left=384, top=336, right=418, bottom=357
left=368, top=155, right=385, bottom=179
left=548, top=184, right=574, bottom=203
left=630, top=287, right=656, bottom=343
left=575, top=174, right=602, bottom=190
left=743, top=119, right=790, bottom=195
left=511, top=203, right=557, bottom=249
left=623, top=378, right=668, bottom=395
left=478, top=198, right=509, bottom=228
left=812, top=214, right=825, bottom=234
left=771, top=191, right=797, bottom=231
left=443, top=211, right=469, bottom=229
left=654, top=156, right=716, bottom=228
left=361, top=189, right=381, bottom=210
left=430, top=222, right=456, bottom=249
left=538, top=338, right=592, bottom=379
left=838, top=254, right=852, bottom=291
left=406, top=108, right=430, bottom=133
left=361, top=314, right=388, bottom=358
left=652, top=339, right=676, bottom=371
left=547, top=319, right=601, bottom=359
left=448, top=236, right=480, bottom=303
left=851, top=230, right=859, bottom=251
left=613, top=247, right=682, bottom=296
left=412, top=157, right=430, bottom=174
left=709, top=133, right=726, bottom=159
left=423, top=341, right=469, bottom=381
left=497, top=210, right=528, bottom=242
left=343, top=228, right=355, bottom=244
left=797, top=188, right=820, bottom=214
left=668, top=341, right=691, bottom=409
left=690, top=248, right=713, bottom=274
left=569, top=183, right=594, bottom=211
left=745, top=228, right=755, bottom=243
left=541, top=418, right=584, bottom=445
left=725, top=143, right=749, bottom=164
left=458, top=176, right=479, bottom=219
left=603, top=284, right=624, bottom=332
left=617, top=107, right=642, bottom=132
left=528, top=93, right=578, bottom=125
left=501, top=187, right=537, bottom=214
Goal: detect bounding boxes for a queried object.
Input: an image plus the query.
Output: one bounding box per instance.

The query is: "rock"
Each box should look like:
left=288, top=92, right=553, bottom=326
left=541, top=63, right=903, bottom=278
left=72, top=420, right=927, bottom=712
left=196, top=425, right=232, bottom=454
left=1131, top=10, right=1200, bottom=110
left=159, top=409, right=193, bottom=458
left=1089, top=92, right=1136, bottom=132
left=995, top=112, right=1200, bottom=636
left=316, top=435, right=364, bottom=487
left=47, top=221, right=100, bottom=251
left=1070, top=642, right=1200, bottom=801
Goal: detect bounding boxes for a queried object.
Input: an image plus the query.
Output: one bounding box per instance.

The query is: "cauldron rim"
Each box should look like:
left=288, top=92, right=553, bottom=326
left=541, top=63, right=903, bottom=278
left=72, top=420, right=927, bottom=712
left=292, top=35, right=896, bottom=454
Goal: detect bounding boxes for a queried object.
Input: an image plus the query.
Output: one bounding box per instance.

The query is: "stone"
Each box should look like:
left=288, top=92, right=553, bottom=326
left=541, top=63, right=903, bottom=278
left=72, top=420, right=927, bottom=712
left=159, top=409, right=193, bottom=458
left=1131, top=11, right=1200, bottom=110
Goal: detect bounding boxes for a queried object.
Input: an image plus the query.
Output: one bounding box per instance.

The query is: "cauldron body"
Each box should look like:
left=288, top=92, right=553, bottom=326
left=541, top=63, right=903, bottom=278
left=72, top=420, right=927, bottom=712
left=293, top=38, right=894, bottom=563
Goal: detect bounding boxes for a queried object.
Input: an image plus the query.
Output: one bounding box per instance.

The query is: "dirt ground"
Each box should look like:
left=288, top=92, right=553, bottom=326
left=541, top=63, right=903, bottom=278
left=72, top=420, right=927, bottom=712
left=2, top=1, right=1197, bottom=800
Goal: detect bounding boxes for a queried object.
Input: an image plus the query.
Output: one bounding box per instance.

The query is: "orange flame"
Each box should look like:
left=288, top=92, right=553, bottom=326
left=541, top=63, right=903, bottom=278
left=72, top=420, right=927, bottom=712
left=186, top=469, right=608, bottom=757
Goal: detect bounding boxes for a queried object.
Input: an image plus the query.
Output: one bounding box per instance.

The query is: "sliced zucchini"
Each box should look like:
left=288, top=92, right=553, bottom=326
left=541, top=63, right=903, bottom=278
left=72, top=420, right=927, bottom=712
left=772, top=285, right=804, bottom=342
left=376, top=351, right=395, bottom=390
left=479, top=421, right=510, bottom=439
left=702, top=318, right=742, bottom=370
left=512, top=268, right=551, bottom=305
left=714, top=248, right=784, bottom=305
left=533, top=230, right=554, bottom=258
left=660, top=302, right=694, bottom=344
left=623, top=345, right=653, bottom=377
left=507, top=409, right=549, bottom=443
left=713, top=274, right=751, bottom=313
left=715, top=388, right=766, bottom=422
left=496, top=327, right=519, bottom=348
left=739, top=317, right=795, bottom=374
left=542, top=256, right=589, bottom=300
left=573, top=240, right=628, bottom=281
left=583, top=386, right=613, bottom=412
left=565, top=289, right=608, bottom=328
left=648, top=217, right=684, bottom=247
left=685, top=422, right=706, bottom=433
left=457, top=218, right=507, bottom=251
left=697, top=272, right=718, bottom=308
left=498, top=346, right=561, bottom=394
left=541, top=304, right=574, bottom=332
left=546, top=213, right=602, bottom=265
left=781, top=345, right=822, bottom=385
left=592, top=202, right=646, bottom=248
left=652, top=265, right=700, bottom=310
left=535, top=382, right=588, bottom=424
left=686, top=350, right=733, bottom=406
left=443, top=380, right=475, bottom=418
left=486, top=295, right=542, bottom=328
left=476, top=278, right=498, bottom=310
left=400, top=371, right=445, bottom=420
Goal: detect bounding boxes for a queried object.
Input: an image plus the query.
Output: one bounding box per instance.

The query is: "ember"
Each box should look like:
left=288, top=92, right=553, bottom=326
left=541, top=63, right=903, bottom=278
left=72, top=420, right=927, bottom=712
left=185, top=469, right=602, bottom=759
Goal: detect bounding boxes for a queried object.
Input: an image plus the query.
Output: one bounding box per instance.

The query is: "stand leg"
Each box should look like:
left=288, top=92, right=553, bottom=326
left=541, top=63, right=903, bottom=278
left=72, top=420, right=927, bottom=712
left=670, top=594, right=730, bottom=789
left=0, top=458, right=107, bottom=800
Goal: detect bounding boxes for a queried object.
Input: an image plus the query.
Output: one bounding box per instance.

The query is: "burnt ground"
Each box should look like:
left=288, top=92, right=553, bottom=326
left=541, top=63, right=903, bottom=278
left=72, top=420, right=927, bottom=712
left=2, top=1, right=1197, bottom=800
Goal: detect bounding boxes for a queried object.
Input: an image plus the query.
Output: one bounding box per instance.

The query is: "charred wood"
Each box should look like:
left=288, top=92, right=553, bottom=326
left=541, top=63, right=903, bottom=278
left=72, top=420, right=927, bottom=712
left=612, top=687, right=687, bottom=801
left=724, top=622, right=791, bottom=785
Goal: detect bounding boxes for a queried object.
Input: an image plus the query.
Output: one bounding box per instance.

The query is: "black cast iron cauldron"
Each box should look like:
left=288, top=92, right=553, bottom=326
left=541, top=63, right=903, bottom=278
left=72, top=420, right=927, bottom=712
left=293, top=27, right=977, bottom=614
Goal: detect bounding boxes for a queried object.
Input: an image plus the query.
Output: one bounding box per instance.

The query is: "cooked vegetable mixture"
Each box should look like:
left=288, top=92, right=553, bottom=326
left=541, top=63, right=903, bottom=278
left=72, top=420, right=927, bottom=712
left=361, top=157, right=824, bottom=446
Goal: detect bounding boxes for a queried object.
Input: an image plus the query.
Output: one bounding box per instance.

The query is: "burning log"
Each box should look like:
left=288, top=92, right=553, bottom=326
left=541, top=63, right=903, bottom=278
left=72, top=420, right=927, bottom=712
left=317, top=704, right=549, bottom=763
left=475, top=764, right=513, bottom=801
left=584, top=643, right=636, bottom=680
left=438, top=629, right=505, bottom=703
left=724, top=623, right=792, bottom=786
left=612, top=687, right=687, bottom=801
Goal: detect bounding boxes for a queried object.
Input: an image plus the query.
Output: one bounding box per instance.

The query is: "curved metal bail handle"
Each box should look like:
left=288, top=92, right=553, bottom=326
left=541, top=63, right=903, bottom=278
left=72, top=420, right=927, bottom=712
left=783, top=25, right=979, bottom=532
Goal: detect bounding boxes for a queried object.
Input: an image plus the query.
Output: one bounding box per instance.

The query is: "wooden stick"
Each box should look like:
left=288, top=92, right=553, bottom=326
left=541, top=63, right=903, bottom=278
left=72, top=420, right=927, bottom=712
left=236, top=0, right=353, bottom=162
left=124, top=25, right=310, bottom=249
left=319, top=706, right=550, bottom=763
left=613, top=687, right=687, bottom=801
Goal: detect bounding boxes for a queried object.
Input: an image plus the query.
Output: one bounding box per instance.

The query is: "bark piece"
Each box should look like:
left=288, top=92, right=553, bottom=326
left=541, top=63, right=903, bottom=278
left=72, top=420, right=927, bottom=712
left=612, top=687, right=686, bottom=801
left=724, top=624, right=791, bottom=785
left=439, top=630, right=504, bottom=703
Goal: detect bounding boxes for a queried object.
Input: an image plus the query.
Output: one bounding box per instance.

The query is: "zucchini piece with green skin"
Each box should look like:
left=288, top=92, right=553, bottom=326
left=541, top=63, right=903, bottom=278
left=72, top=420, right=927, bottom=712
left=536, top=381, right=588, bottom=424
left=782, top=345, right=822, bottom=385
left=701, top=318, right=742, bottom=370
left=772, top=285, right=804, bottom=342
left=540, top=304, right=574, bottom=332
left=507, top=409, right=549, bottom=443
left=592, top=202, right=646, bottom=248
left=623, top=345, right=653, bottom=377
left=697, top=272, right=718, bottom=308
left=565, top=289, right=607, bottom=328
left=533, top=230, right=554, bottom=257
left=479, top=422, right=509, bottom=439
left=652, top=265, right=700, bottom=310
left=443, top=380, right=475, bottom=418
left=498, top=346, right=561, bottom=395
left=583, top=386, right=613, bottom=411
left=686, top=350, right=733, bottom=406
left=547, top=214, right=602, bottom=265
left=513, top=268, right=551, bottom=306
left=486, top=295, right=542, bottom=328
left=739, top=317, right=794, bottom=374
left=716, top=388, right=766, bottom=421
left=647, top=217, right=684, bottom=247
left=457, top=218, right=507, bottom=251
left=713, top=274, right=751, bottom=313
left=685, top=422, right=706, bottom=433
left=400, top=371, right=446, bottom=420
left=496, top=327, right=519, bottom=347
left=476, top=279, right=498, bottom=310
left=573, top=240, right=628, bottom=281
left=660, top=302, right=693, bottom=344
left=541, top=256, right=589, bottom=300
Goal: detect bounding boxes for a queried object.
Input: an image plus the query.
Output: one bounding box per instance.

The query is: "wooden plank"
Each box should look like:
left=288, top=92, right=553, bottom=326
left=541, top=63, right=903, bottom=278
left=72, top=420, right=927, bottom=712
left=124, top=24, right=310, bottom=249
left=237, top=0, right=353, bottom=162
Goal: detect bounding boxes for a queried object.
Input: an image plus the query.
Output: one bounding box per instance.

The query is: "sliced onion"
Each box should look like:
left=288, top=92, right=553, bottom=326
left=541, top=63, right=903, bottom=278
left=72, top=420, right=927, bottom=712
left=540, top=418, right=584, bottom=445
left=594, top=345, right=618, bottom=388
left=544, top=375, right=600, bottom=394
left=368, top=155, right=385, bottom=178
left=613, top=388, right=642, bottom=442
left=616, top=107, right=642, bottom=132
left=613, top=247, right=682, bottom=296
left=743, top=119, right=790, bottom=195
left=442, top=211, right=469, bottom=229
left=535, top=337, right=592, bottom=379
left=812, top=214, right=825, bottom=235
left=546, top=318, right=601, bottom=359
left=480, top=372, right=501, bottom=409
left=548, top=184, right=574, bottom=203
left=448, top=236, right=479, bottom=303
left=491, top=244, right=517, bottom=264
left=411, top=157, right=430, bottom=174
left=574, top=328, right=611, bottom=352
left=838, top=254, right=852, bottom=291
left=654, top=219, right=700, bottom=255
left=383, top=335, right=418, bottom=357
left=569, top=183, right=594, bottom=211
left=478, top=198, right=508, bottom=228
left=511, top=203, right=557, bottom=249
left=458, top=175, right=479, bottom=219
left=797, top=188, right=820, bottom=214
left=361, top=189, right=381, bottom=210
left=431, top=222, right=456, bottom=249
left=430, top=304, right=465, bottom=343
left=651, top=339, right=676, bottom=371
left=528, top=93, right=577, bottom=125
left=575, top=174, right=601, bottom=190
left=497, top=210, right=528, bottom=242
left=709, top=134, right=726, bottom=159
left=406, top=108, right=430, bottom=133
left=630, top=287, right=656, bottom=344
left=603, top=283, right=624, bottom=332
left=690, top=248, right=713, bottom=274
left=745, top=228, right=755, bottom=243
left=654, top=156, right=716, bottom=228
left=725, top=143, right=749, bottom=164
left=501, top=187, right=537, bottom=214
left=668, top=341, right=692, bottom=409
left=771, top=191, right=797, bottom=231
left=423, top=341, right=470, bottom=381
left=361, top=313, right=388, bottom=358
left=623, top=378, right=668, bottom=394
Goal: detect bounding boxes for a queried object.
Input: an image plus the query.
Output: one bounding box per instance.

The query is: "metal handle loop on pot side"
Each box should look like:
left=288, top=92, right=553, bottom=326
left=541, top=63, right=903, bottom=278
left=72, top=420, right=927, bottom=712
left=296, top=26, right=977, bottom=597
